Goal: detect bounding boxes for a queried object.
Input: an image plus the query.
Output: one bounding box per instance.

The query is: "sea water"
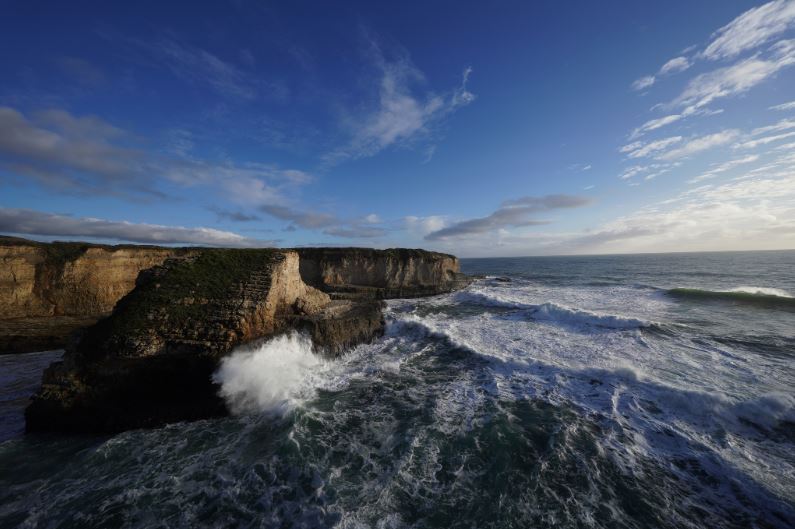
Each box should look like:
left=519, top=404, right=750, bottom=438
left=0, top=251, right=793, bottom=528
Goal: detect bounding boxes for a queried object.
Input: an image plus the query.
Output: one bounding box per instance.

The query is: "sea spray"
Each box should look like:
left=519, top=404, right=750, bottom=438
left=213, top=332, right=326, bottom=414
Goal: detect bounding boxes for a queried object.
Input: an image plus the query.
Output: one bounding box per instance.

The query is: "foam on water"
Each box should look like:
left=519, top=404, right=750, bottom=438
left=214, top=332, right=328, bottom=414
left=730, top=286, right=793, bottom=298
left=2, top=253, right=794, bottom=528
left=384, top=280, right=795, bottom=511
left=451, top=290, right=651, bottom=329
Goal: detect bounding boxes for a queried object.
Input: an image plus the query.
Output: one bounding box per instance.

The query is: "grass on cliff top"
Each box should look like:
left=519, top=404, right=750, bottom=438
left=83, top=249, right=283, bottom=346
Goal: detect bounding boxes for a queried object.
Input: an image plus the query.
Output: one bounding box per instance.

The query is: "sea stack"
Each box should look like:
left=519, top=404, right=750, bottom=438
left=22, top=244, right=470, bottom=434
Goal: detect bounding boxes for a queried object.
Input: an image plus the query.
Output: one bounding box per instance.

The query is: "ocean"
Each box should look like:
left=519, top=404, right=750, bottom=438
left=1, top=251, right=793, bottom=528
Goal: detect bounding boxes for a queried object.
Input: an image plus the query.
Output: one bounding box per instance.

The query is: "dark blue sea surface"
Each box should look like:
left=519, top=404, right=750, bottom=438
left=1, top=251, right=793, bottom=528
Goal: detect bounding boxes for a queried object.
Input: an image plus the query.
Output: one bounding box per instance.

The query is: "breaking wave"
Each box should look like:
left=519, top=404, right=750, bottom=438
left=453, top=290, right=650, bottom=329
left=669, top=286, right=795, bottom=308
left=213, top=332, right=326, bottom=414
left=527, top=302, right=650, bottom=329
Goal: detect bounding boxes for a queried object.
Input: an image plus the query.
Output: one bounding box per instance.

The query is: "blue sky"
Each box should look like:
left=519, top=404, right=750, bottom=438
left=1, top=0, right=794, bottom=256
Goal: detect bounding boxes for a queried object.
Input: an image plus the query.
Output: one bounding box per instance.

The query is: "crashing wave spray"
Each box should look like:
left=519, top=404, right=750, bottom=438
left=213, top=332, right=325, bottom=414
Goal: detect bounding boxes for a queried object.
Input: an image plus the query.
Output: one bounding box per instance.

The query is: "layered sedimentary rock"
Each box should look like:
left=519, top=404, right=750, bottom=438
left=296, top=247, right=470, bottom=299
left=0, top=237, right=185, bottom=354
left=24, top=245, right=467, bottom=433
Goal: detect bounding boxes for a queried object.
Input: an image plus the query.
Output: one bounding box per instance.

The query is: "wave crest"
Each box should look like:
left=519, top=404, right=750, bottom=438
left=669, top=286, right=795, bottom=307
left=453, top=291, right=650, bottom=330
left=528, top=302, right=650, bottom=329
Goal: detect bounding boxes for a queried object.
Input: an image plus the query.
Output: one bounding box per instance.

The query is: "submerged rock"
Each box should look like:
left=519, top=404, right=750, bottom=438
left=24, top=246, right=468, bottom=433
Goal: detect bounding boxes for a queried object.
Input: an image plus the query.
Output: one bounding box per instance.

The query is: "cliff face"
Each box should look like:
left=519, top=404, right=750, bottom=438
left=296, top=248, right=469, bottom=299
left=0, top=238, right=184, bottom=353
left=18, top=243, right=470, bottom=434
left=24, top=249, right=384, bottom=433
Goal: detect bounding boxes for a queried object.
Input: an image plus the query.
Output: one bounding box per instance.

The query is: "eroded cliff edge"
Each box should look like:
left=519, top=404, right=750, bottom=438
left=22, top=244, right=469, bottom=433
left=0, top=237, right=186, bottom=354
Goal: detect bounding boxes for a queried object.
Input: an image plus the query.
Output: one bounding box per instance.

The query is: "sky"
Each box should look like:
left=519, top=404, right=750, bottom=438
left=1, top=0, right=794, bottom=257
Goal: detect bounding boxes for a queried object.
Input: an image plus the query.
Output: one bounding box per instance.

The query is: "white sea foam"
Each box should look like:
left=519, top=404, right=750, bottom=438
left=213, top=332, right=326, bottom=414
left=729, top=286, right=793, bottom=298
left=527, top=302, right=650, bottom=329
left=452, top=290, right=651, bottom=329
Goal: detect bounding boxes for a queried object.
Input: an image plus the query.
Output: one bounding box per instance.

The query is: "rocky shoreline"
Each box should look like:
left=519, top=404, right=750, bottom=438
left=1, top=240, right=470, bottom=434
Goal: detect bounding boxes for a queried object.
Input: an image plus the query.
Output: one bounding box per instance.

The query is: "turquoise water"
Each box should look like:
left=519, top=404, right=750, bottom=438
left=1, top=251, right=793, bottom=528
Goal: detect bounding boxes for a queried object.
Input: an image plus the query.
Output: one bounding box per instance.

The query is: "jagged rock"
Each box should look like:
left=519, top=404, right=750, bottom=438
left=293, top=300, right=386, bottom=356
left=23, top=245, right=469, bottom=434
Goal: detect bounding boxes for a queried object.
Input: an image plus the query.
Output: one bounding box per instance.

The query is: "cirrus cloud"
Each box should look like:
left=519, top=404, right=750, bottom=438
left=425, top=194, right=591, bottom=240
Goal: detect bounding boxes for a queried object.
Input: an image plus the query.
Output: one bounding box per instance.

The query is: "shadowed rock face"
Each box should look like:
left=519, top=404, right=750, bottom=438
left=23, top=245, right=467, bottom=434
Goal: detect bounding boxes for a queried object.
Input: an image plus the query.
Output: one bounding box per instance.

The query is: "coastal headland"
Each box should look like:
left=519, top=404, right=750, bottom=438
left=0, top=238, right=469, bottom=433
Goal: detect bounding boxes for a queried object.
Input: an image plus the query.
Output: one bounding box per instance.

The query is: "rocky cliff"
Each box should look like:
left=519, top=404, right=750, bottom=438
left=22, top=244, right=469, bottom=433
left=296, top=247, right=470, bottom=299
left=0, top=237, right=185, bottom=353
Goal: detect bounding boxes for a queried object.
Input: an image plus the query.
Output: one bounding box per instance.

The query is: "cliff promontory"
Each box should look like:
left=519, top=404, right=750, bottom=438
left=19, top=242, right=469, bottom=433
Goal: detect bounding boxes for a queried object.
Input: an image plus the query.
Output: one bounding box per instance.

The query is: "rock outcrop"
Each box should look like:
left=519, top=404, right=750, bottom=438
left=23, top=244, right=469, bottom=434
left=296, top=247, right=470, bottom=299
left=0, top=237, right=185, bottom=354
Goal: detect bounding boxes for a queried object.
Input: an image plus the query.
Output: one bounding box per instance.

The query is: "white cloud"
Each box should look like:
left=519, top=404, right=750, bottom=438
left=258, top=204, right=389, bottom=239
left=631, top=75, right=656, bottom=91
left=590, top=177, right=795, bottom=252
left=427, top=167, right=795, bottom=256
left=403, top=215, right=447, bottom=236
left=688, top=154, right=760, bottom=183
left=674, top=41, right=795, bottom=111
left=424, top=195, right=590, bottom=240
left=734, top=130, right=795, bottom=149
left=702, top=0, right=795, bottom=61
left=325, top=40, right=474, bottom=163
left=0, top=208, right=273, bottom=246
left=631, top=56, right=692, bottom=93
left=752, top=118, right=795, bottom=135
left=656, top=130, right=740, bottom=160
left=659, top=56, right=691, bottom=75
left=630, top=114, right=684, bottom=139
left=618, top=163, right=678, bottom=181
left=770, top=100, right=795, bottom=110
left=621, top=136, right=683, bottom=158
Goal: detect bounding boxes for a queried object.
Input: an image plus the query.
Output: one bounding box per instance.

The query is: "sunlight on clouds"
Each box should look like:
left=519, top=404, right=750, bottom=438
left=734, top=131, right=795, bottom=149
left=656, top=130, right=740, bottom=160
left=701, top=0, right=795, bottom=60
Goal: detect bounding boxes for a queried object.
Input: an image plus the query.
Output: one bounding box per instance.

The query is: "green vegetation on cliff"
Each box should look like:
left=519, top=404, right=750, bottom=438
left=76, top=248, right=283, bottom=356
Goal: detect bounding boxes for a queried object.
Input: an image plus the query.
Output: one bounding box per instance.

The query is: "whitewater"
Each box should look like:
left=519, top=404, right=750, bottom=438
left=0, top=251, right=793, bottom=528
